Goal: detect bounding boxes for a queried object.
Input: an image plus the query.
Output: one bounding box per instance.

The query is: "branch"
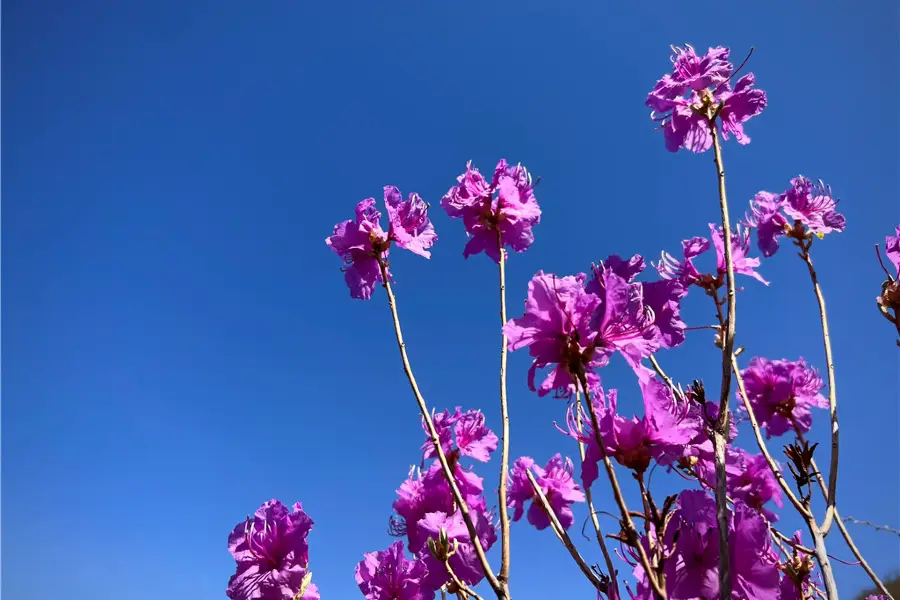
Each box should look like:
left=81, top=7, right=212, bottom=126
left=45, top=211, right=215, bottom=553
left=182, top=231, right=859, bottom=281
left=843, top=516, right=900, bottom=537
left=497, top=235, right=512, bottom=585
left=577, top=371, right=666, bottom=600
left=376, top=259, right=506, bottom=599
left=798, top=243, right=839, bottom=534
left=525, top=469, right=607, bottom=591
left=709, top=114, right=736, bottom=600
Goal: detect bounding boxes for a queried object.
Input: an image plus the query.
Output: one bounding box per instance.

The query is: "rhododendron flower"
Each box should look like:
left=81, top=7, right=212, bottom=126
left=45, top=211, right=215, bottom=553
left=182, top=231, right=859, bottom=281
left=565, top=379, right=697, bottom=487
left=647, top=44, right=766, bottom=153
left=884, top=225, right=900, bottom=275
left=710, top=223, right=769, bottom=285
left=661, top=491, right=780, bottom=600
left=657, top=227, right=768, bottom=288
left=504, top=271, right=603, bottom=397
left=355, top=541, right=433, bottom=600
left=656, top=237, right=709, bottom=287
left=421, top=407, right=498, bottom=463
left=326, top=187, right=436, bottom=299
left=739, top=357, right=828, bottom=438
left=418, top=509, right=497, bottom=590
left=226, top=500, right=319, bottom=600
left=441, top=160, right=540, bottom=262
left=391, top=461, right=486, bottom=554
left=745, top=177, right=845, bottom=256
left=695, top=447, right=783, bottom=521
left=506, top=454, right=585, bottom=530
left=778, top=531, right=817, bottom=600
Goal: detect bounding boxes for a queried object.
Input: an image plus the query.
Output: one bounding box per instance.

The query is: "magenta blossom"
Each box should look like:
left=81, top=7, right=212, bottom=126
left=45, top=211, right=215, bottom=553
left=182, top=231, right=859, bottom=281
left=391, top=460, right=486, bottom=554
left=739, top=357, right=828, bottom=438
left=778, top=531, right=817, bottom=600
left=327, top=187, right=436, bottom=299
left=226, top=500, right=319, bottom=600
left=441, top=160, right=540, bottom=262
left=355, top=541, right=433, bottom=600
left=647, top=44, right=766, bottom=153
left=745, top=177, right=845, bottom=256
left=421, top=407, right=498, bottom=463
left=504, top=271, right=603, bottom=397
left=418, top=509, right=497, bottom=591
left=695, top=447, right=783, bottom=521
left=885, top=226, right=900, bottom=275
left=507, top=454, right=585, bottom=531
left=564, top=379, right=697, bottom=487
left=710, top=223, right=769, bottom=285
left=656, top=225, right=768, bottom=288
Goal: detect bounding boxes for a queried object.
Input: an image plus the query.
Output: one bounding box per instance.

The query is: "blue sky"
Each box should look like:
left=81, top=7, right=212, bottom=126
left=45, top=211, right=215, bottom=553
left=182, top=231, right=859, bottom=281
left=3, top=1, right=899, bottom=598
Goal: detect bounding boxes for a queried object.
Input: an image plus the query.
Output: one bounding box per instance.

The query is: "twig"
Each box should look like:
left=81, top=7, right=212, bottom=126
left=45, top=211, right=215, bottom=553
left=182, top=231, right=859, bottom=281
left=497, top=235, right=512, bottom=586
left=795, top=428, right=895, bottom=599
left=844, top=517, right=900, bottom=537
left=808, top=521, right=839, bottom=600
left=575, top=392, right=619, bottom=594
left=709, top=112, right=736, bottom=600
left=376, top=259, right=506, bottom=599
left=525, top=469, right=606, bottom=591
left=798, top=243, right=839, bottom=535
left=576, top=371, right=666, bottom=600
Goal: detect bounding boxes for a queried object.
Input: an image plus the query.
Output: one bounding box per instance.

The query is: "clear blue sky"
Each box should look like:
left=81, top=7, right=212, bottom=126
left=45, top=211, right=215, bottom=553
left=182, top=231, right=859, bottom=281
left=3, top=1, right=899, bottom=598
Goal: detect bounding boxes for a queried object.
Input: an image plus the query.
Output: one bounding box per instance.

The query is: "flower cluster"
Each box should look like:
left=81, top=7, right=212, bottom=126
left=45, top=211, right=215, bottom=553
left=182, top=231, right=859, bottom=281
left=441, top=160, right=541, bottom=262
left=738, top=357, right=828, bottom=438
left=745, top=176, right=846, bottom=257
left=422, top=407, right=498, bottom=463
left=326, top=187, right=437, bottom=299
left=226, top=500, right=319, bottom=600
left=503, top=255, right=686, bottom=398
left=506, top=454, right=585, bottom=530
left=646, top=45, right=767, bottom=152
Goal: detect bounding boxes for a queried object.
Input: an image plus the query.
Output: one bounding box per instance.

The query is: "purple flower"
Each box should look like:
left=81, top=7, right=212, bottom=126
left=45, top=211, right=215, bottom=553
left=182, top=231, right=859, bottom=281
left=385, top=186, right=438, bottom=259
left=656, top=237, right=710, bottom=287
left=355, top=541, right=434, bottom=600
left=506, top=454, right=585, bottom=530
left=226, top=500, right=317, bottom=600
left=778, top=531, right=816, bottom=600
left=696, top=447, right=783, bottom=521
left=441, top=160, right=541, bottom=262
left=565, top=379, right=697, bottom=486
left=391, top=461, right=485, bottom=554
left=418, top=509, right=497, bottom=590
left=327, top=187, right=436, bottom=299
left=739, top=357, right=828, bottom=438
left=783, top=176, right=846, bottom=237
left=663, top=491, right=780, bottom=600
left=421, top=408, right=498, bottom=463
left=885, top=225, right=900, bottom=276
left=504, top=271, right=603, bottom=397
left=710, top=223, right=769, bottom=285
left=647, top=45, right=766, bottom=153
left=717, top=74, right=768, bottom=145
left=744, top=191, right=788, bottom=257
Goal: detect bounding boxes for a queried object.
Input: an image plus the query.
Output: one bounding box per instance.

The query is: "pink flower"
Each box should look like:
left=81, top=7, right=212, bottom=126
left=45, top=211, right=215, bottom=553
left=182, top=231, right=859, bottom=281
left=506, top=454, right=585, bottom=531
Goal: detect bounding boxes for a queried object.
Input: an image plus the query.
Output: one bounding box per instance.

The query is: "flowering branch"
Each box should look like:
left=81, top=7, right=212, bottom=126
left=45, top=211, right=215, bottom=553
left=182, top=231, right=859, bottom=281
left=497, top=234, right=512, bottom=585
left=376, top=258, right=507, bottom=599
left=574, top=392, right=619, bottom=594
left=706, top=108, right=737, bottom=600
left=576, top=370, right=667, bottom=600
left=797, top=242, right=839, bottom=534
left=525, top=469, right=607, bottom=592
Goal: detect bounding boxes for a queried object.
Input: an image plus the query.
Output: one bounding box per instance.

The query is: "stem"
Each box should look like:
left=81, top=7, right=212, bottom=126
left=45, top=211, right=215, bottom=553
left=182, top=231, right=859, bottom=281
left=731, top=354, right=811, bottom=517
left=577, top=371, right=667, bottom=600
left=525, top=469, right=606, bottom=591
left=808, top=521, right=839, bottom=600
left=445, top=558, right=485, bottom=600
left=376, top=258, right=506, bottom=599
left=798, top=244, right=839, bottom=534
left=710, top=119, right=736, bottom=600
left=497, top=235, right=512, bottom=584
left=575, top=392, right=619, bottom=595
left=796, top=429, right=894, bottom=598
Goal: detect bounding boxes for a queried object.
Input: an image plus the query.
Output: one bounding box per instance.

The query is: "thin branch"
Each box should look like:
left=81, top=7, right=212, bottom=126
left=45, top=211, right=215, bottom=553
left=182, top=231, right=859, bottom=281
left=496, top=235, right=512, bottom=586
left=843, top=516, right=900, bottom=537
left=798, top=243, right=839, bottom=534
left=577, top=371, right=667, bottom=600
left=808, top=520, right=839, bottom=600
left=709, top=113, right=736, bottom=600
left=377, top=259, right=506, bottom=599
left=575, top=392, right=619, bottom=594
left=525, top=469, right=606, bottom=591
left=445, top=555, right=485, bottom=600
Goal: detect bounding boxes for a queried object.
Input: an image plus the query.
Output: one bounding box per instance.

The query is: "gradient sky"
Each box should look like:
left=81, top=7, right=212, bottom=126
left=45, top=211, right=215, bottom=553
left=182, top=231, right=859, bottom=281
left=4, top=1, right=899, bottom=599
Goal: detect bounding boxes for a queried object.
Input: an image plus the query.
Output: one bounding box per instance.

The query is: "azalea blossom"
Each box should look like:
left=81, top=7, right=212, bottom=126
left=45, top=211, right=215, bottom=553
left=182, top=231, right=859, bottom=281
left=355, top=541, right=433, bottom=600
left=226, top=500, right=320, bottom=600
left=417, top=509, right=498, bottom=591
left=885, top=225, right=900, bottom=275
left=441, top=160, right=540, bottom=262
left=422, top=407, right=498, bottom=463
left=506, top=454, right=585, bottom=530
left=739, top=357, right=828, bottom=438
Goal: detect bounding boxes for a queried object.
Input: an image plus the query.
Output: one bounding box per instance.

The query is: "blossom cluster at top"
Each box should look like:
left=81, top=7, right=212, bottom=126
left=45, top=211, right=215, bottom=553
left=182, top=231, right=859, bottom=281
left=646, top=45, right=767, bottom=152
